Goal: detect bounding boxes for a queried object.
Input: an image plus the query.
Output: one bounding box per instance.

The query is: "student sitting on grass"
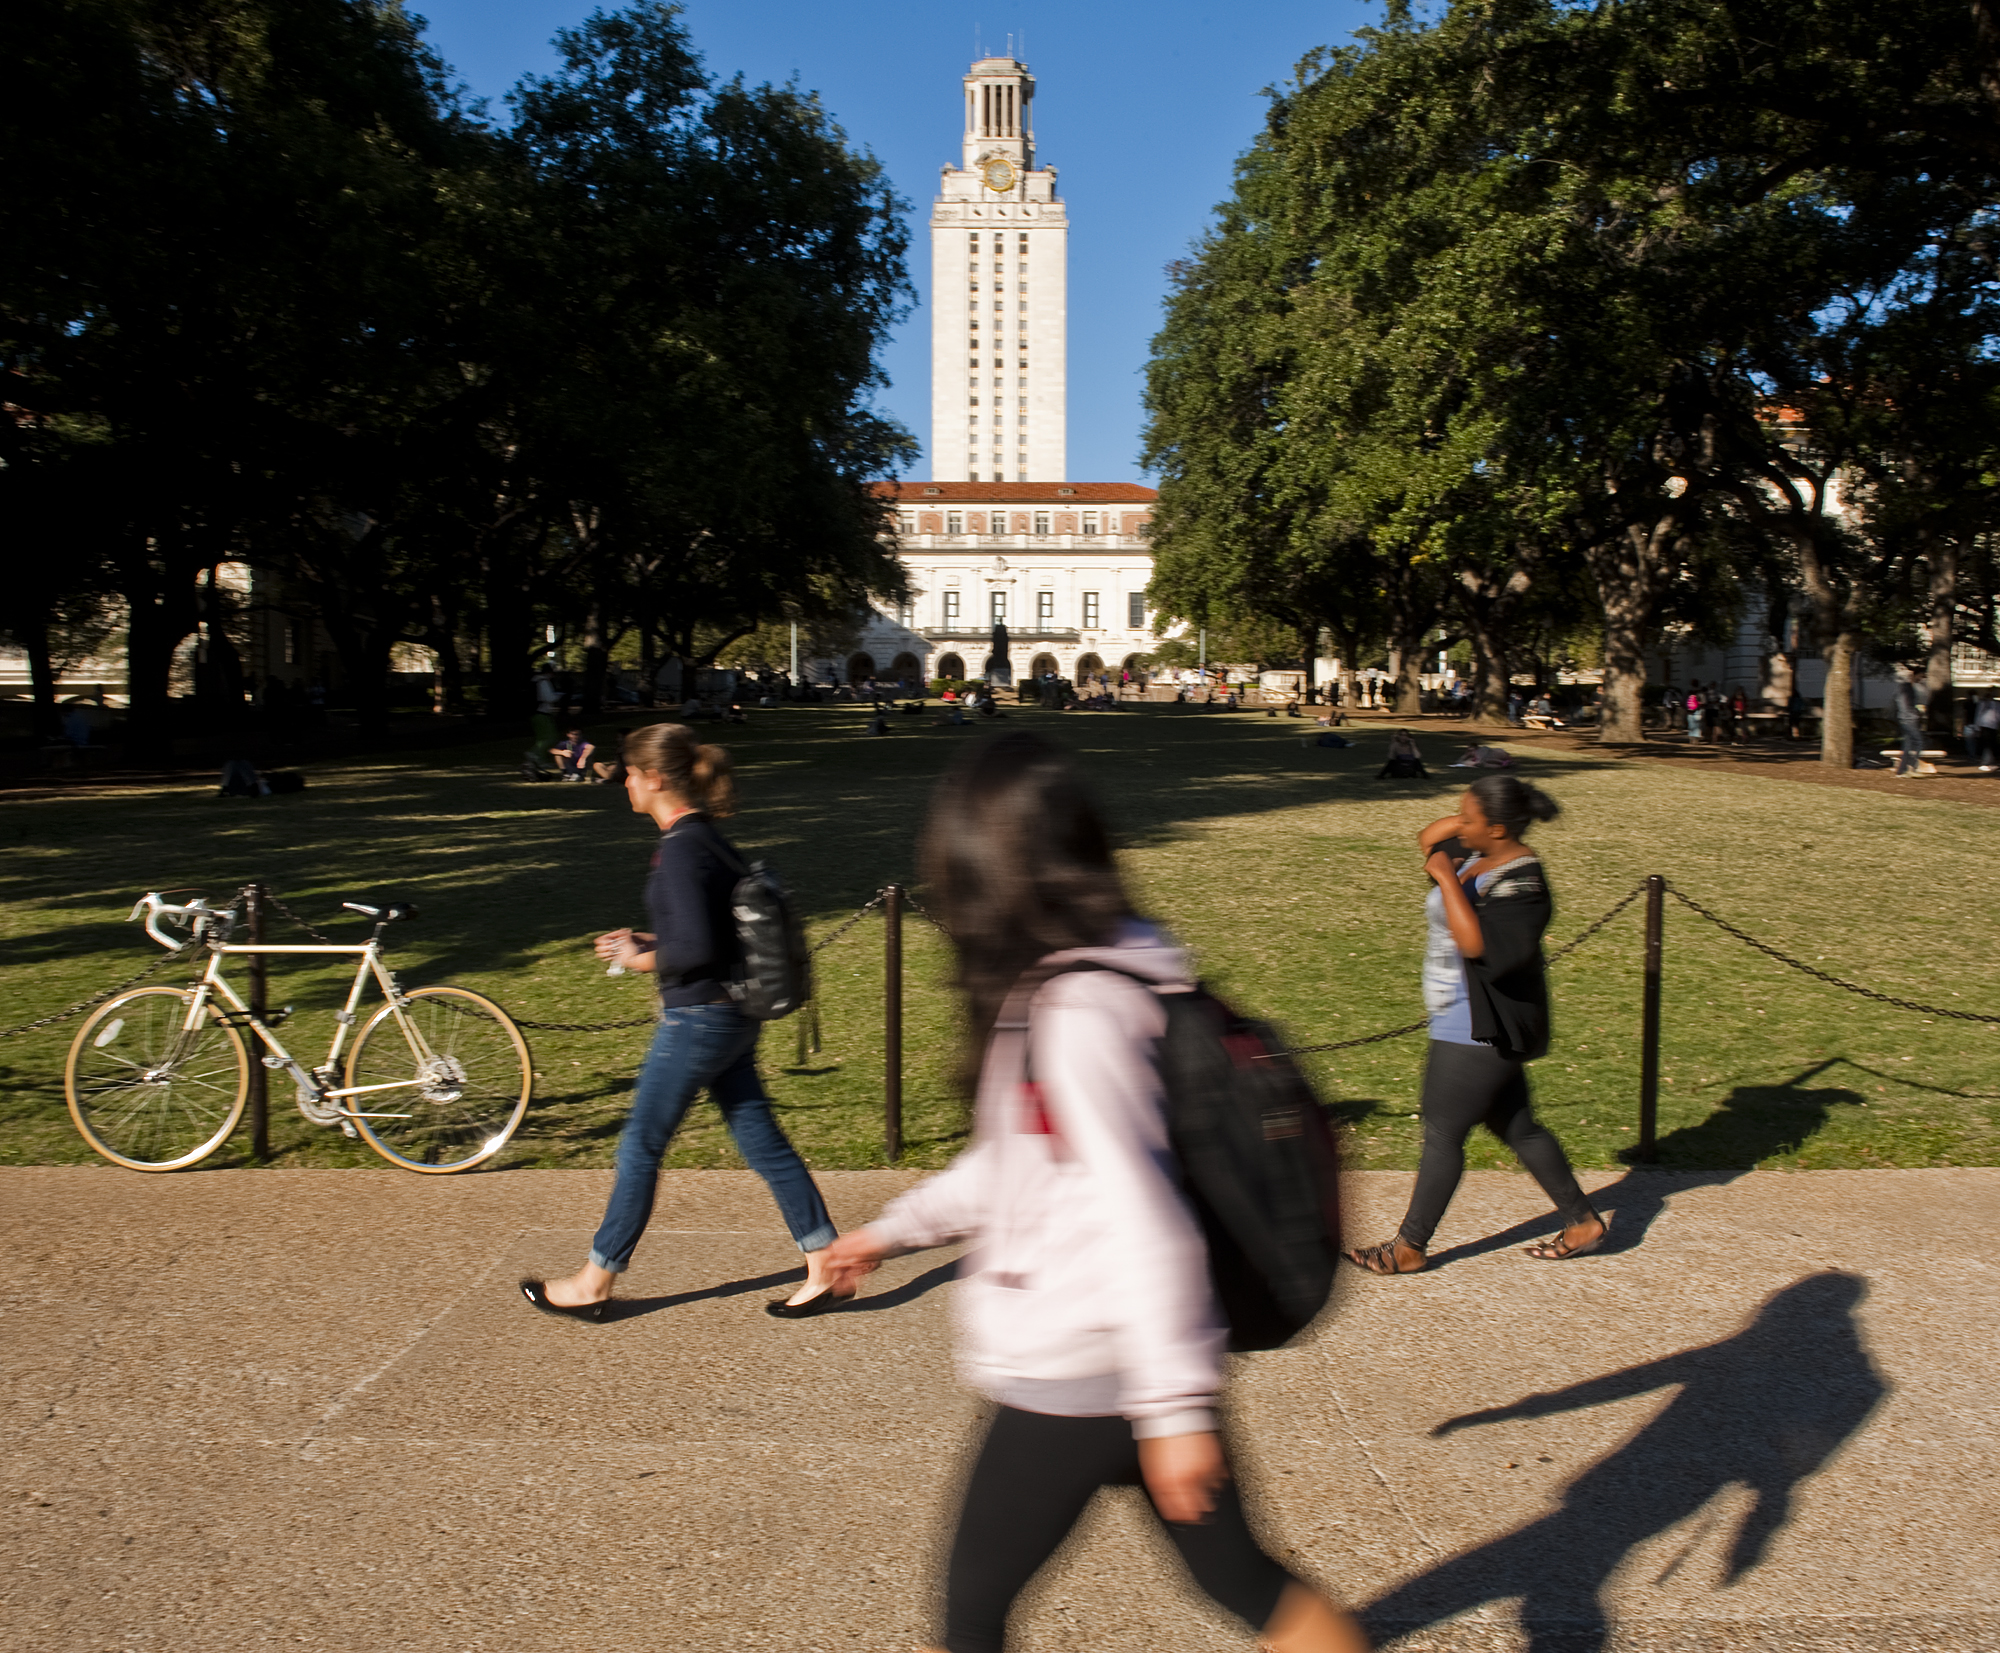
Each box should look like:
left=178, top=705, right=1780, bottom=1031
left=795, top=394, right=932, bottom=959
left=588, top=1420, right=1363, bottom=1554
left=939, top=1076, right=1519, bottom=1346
left=1377, top=730, right=1428, bottom=779
left=1449, top=744, right=1513, bottom=769
left=551, top=728, right=595, bottom=782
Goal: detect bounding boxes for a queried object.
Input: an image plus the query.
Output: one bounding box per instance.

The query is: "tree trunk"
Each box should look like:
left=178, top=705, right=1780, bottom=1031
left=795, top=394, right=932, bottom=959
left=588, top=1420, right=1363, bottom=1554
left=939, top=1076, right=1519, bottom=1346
left=581, top=600, right=608, bottom=716
left=1925, top=538, right=1957, bottom=733
left=1820, top=628, right=1857, bottom=769
left=21, top=617, right=61, bottom=742
left=1583, top=518, right=1676, bottom=745
left=122, top=582, right=195, bottom=766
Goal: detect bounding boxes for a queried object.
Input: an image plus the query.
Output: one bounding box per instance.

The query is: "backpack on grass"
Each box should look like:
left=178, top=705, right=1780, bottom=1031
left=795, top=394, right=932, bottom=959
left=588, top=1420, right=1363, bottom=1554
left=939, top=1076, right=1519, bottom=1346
left=1030, top=964, right=1343, bottom=1353
left=714, top=843, right=812, bottom=1022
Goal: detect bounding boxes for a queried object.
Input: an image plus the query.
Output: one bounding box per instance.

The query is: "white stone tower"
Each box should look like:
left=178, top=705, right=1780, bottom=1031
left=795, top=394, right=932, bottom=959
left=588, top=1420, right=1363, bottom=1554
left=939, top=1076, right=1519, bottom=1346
left=929, top=56, right=1067, bottom=482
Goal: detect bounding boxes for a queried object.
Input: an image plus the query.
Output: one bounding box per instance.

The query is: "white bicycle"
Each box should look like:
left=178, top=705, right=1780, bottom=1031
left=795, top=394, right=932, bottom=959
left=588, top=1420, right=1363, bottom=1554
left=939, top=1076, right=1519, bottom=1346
left=64, top=891, right=532, bottom=1173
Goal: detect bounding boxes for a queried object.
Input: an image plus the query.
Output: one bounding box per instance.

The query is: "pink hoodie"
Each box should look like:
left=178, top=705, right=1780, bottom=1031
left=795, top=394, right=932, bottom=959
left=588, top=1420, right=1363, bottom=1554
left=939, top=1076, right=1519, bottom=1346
left=865, top=921, right=1225, bottom=1439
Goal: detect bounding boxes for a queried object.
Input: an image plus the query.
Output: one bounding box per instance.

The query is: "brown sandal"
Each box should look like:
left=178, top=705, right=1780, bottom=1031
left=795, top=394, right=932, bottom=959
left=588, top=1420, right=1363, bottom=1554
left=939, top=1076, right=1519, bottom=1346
left=1345, top=1237, right=1427, bottom=1275
left=1523, top=1212, right=1609, bottom=1261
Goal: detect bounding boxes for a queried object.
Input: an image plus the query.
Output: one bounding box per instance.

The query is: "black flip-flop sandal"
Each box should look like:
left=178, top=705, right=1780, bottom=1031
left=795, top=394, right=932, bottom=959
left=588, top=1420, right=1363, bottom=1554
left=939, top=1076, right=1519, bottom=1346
left=520, top=1278, right=611, bottom=1321
left=1345, top=1238, right=1426, bottom=1275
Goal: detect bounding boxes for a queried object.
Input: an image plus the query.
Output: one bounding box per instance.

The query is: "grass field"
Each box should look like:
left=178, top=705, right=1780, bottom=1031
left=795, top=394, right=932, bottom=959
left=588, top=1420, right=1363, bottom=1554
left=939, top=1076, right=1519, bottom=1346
left=2, top=704, right=1995, bottom=1177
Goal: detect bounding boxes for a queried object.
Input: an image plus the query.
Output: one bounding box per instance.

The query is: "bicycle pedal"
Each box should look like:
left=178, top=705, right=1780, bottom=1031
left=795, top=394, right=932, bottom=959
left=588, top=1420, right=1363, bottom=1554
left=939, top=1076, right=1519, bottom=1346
left=261, top=1055, right=287, bottom=1069
left=340, top=1119, right=359, bottom=1139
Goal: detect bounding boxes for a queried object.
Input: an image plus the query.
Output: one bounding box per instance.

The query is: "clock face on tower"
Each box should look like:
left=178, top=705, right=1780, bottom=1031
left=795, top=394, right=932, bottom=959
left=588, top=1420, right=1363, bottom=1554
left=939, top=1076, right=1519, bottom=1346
left=980, top=157, right=1017, bottom=193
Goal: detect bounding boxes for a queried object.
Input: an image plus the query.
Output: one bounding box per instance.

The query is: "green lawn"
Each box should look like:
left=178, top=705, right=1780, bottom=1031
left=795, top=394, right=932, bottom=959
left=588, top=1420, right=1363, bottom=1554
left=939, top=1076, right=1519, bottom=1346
left=2, top=705, right=1995, bottom=1176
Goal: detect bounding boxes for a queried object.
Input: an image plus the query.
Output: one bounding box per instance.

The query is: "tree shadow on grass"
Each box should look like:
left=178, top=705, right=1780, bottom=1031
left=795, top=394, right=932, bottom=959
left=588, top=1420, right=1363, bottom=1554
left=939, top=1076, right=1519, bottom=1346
left=1361, top=1273, right=1886, bottom=1653
left=1408, top=1061, right=1866, bottom=1271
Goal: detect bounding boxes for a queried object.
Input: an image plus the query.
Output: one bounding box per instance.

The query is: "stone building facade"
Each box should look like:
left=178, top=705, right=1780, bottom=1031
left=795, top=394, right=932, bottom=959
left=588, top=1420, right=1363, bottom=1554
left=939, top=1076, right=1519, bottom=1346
left=837, top=481, right=1159, bottom=687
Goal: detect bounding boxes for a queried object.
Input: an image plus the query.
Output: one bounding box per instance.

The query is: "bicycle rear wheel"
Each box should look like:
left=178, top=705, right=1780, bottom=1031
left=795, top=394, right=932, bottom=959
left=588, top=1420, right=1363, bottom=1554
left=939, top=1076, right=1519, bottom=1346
left=65, top=986, right=249, bottom=1170
left=344, top=986, right=532, bottom=1172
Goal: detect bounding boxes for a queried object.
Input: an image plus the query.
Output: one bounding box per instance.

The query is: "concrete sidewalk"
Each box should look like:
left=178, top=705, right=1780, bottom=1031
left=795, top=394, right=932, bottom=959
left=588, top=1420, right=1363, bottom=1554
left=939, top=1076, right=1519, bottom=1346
left=3, top=1166, right=1995, bottom=1652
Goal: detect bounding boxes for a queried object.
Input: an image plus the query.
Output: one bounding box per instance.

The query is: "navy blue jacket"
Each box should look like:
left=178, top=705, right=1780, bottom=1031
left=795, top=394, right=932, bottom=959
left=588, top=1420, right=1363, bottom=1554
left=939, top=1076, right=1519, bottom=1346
left=646, top=816, right=741, bottom=1008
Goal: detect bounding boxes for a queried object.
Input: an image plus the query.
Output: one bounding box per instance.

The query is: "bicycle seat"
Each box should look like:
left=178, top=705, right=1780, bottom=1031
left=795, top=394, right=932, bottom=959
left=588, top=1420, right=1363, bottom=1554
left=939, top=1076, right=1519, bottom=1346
left=342, top=900, right=420, bottom=923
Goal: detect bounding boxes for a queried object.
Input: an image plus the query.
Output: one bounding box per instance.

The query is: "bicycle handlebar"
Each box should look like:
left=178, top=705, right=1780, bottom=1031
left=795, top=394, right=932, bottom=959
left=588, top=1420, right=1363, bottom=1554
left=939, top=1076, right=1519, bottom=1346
left=127, top=891, right=232, bottom=952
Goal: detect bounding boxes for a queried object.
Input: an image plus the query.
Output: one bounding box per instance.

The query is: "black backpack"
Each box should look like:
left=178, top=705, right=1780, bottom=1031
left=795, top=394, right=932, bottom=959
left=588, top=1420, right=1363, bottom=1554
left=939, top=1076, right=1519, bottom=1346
left=1032, top=964, right=1343, bottom=1353
left=713, top=842, right=812, bottom=1022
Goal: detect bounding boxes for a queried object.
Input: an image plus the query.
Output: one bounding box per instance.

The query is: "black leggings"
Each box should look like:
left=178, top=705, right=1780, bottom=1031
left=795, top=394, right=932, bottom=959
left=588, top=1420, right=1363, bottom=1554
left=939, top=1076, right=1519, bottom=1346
left=1397, top=1040, right=1595, bottom=1251
left=941, top=1407, right=1295, bottom=1653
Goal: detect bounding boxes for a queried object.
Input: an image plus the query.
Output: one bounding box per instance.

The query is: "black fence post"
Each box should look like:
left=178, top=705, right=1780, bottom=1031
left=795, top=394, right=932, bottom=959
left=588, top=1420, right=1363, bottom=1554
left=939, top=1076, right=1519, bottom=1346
left=1637, top=874, right=1664, bottom=1162
left=246, top=882, right=269, bottom=1161
left=884, top=883, right=904, bottom=1164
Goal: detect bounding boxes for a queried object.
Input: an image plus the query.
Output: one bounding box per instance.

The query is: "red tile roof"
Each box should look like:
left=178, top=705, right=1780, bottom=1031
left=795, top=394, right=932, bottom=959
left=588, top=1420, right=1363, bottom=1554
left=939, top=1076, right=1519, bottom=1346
left=872, top=480, right=1157, bottom=504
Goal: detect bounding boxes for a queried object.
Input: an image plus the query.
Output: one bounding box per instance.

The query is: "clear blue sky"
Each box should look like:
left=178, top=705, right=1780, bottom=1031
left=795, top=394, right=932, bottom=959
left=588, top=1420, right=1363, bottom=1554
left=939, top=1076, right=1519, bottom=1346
left=410, top=0, right=1381, bottom=483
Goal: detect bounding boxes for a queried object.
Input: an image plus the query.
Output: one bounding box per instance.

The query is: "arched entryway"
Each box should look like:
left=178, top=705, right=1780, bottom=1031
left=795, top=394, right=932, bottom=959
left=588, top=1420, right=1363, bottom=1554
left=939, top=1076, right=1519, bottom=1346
left=1075, top=653, right=1105, bottom=676
left=935, top=652, right=965, bottom=681
left=889, top=651, right=922, bottom=687
left=846, top=652, right=875, bottom=685
left=1029, top=652, right=1060, bottom=679
left=982, top=654, right=1009, bottom=680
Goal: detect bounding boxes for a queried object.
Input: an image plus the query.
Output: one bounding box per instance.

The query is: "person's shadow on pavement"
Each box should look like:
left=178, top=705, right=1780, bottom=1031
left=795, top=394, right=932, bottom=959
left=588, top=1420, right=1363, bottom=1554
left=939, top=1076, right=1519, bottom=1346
left=1361, top=1272, right=1886, bottom=1652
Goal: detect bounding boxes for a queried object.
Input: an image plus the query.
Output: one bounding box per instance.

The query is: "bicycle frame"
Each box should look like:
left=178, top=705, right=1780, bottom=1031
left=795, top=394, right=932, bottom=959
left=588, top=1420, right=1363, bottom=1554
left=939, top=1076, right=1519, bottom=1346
left=183, top=939, right=425, bottom=1119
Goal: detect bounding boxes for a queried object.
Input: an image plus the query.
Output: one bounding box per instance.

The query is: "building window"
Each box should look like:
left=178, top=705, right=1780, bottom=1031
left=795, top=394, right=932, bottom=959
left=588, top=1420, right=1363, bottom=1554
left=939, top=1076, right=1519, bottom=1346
left=991, top=590, right=1008, bottom=624
left=1082, top=592, right=1100, bottom=629
left=897, top=601, right=913, bottom=626
left=947, top=513, right=963, bottom=534
left=1082, top=513, right=1100, bottom=536
left=1034, top=512, right=1050, bottom=535
left=1128, top=592, right=1146, bottom=629
left=898, top=514, right=914, bottom=537
left=1037, top=591, right=1054, bottom=626
left=943, top=591, right=961, bottom=624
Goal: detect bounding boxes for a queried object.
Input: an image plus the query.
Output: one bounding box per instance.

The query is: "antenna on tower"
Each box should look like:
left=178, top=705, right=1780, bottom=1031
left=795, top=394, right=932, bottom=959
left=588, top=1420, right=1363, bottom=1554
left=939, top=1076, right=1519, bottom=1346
left=975, top=24, right=982, bottom=61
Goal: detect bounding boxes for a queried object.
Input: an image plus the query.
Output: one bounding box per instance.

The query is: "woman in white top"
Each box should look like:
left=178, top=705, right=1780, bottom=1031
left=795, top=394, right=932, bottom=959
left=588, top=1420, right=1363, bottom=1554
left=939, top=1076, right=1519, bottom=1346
left=822, top=733, right=1366, bottom=1653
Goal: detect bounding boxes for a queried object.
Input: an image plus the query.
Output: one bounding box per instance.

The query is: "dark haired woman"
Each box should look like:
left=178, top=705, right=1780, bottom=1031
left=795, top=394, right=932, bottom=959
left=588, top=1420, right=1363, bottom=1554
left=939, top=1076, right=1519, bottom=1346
left=819, top=733, right=1367, bottom=1653
left=1346, top=773, right=1605, bottom=1275
left=521, top=723, right=844, bottom=1321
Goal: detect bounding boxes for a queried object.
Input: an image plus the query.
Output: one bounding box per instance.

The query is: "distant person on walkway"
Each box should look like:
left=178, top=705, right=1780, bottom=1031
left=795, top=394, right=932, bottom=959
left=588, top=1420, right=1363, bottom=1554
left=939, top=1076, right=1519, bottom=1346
left=1891, top=667, right=1926, bottom=777
left=1685, top=682, right=1705, bottom=742
left=521, top=724, right=844, bottom=1322
left=1787, top=687, right=1808, bottom=741
left=1975, top=689, right=2000, bottom=772
left=1345, top=774, right=1605, bottom=1275
left=1377, top=729, right=1428, bottom=779
left=818, top=732, right=1370, bottom=1653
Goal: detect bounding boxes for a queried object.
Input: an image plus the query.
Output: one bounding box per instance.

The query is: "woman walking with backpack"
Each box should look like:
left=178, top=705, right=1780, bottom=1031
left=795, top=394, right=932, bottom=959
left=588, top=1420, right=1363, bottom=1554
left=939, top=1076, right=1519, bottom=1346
left=1345, top=773, right=1605, bottom=1276
left=521, top=723, right=844, bottom=1322
left=820, top=733, right=1367, bottom=1653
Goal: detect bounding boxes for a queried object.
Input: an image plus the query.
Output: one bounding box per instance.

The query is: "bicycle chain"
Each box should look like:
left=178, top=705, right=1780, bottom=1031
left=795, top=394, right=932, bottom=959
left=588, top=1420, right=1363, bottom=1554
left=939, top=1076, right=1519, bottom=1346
left=1664, top=887, right=2000, bottom=1024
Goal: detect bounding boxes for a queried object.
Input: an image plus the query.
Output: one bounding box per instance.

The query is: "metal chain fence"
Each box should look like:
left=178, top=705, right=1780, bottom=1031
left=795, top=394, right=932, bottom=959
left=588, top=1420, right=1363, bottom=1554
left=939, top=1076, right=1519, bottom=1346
left=1269, top=882, right=1651, bottom=1059
left=1665, top=887, right=2000, bottom=1025
left=5, top=877, right=1992, bottom=1056
left=0, top=937, right=205, bottom=1040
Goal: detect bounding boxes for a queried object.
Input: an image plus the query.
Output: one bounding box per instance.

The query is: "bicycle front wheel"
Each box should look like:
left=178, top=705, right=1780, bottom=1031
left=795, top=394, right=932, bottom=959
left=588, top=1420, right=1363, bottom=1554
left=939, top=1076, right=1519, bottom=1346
left=65, top=986, right=249, bottom=1170
left=344, top=986, right=532, bottom=1173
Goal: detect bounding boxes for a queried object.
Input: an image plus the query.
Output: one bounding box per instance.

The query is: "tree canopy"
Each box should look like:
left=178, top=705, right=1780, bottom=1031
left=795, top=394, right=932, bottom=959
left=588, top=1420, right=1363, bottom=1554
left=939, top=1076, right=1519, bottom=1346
left=1144, top=0, right=2000, bottom=761
left=0, top=0, right=912, bottom=751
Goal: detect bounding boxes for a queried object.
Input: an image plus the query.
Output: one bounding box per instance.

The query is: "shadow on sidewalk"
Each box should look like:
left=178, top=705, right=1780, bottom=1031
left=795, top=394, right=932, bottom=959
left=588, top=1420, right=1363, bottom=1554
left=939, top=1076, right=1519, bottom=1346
left=606, top=1258, right=957, bottom=1322
left=1361, top=1273, right=1886, bottom=1652
left=1417, top=1060, right=1867, bottom=1270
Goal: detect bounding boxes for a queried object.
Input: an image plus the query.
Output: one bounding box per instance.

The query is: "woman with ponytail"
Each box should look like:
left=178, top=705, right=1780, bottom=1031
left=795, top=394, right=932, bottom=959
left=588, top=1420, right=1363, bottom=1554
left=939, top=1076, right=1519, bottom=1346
left=1346, top=773, right=1607, bottom=1275
left=521, top=723, right=844, bottom=1321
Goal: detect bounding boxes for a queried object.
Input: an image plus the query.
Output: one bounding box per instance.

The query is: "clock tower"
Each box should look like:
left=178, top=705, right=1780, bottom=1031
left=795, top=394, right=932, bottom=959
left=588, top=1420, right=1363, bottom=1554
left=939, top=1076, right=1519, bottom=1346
left=930, top=56, right=1067, bottom=483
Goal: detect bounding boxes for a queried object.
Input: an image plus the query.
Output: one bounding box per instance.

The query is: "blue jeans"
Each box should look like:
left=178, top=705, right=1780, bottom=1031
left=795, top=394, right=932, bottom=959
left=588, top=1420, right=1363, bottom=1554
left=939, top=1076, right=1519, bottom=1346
left=1896, top=719, right=1924, bottom=775
left=589, top=1004, right=836, bottom=1272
